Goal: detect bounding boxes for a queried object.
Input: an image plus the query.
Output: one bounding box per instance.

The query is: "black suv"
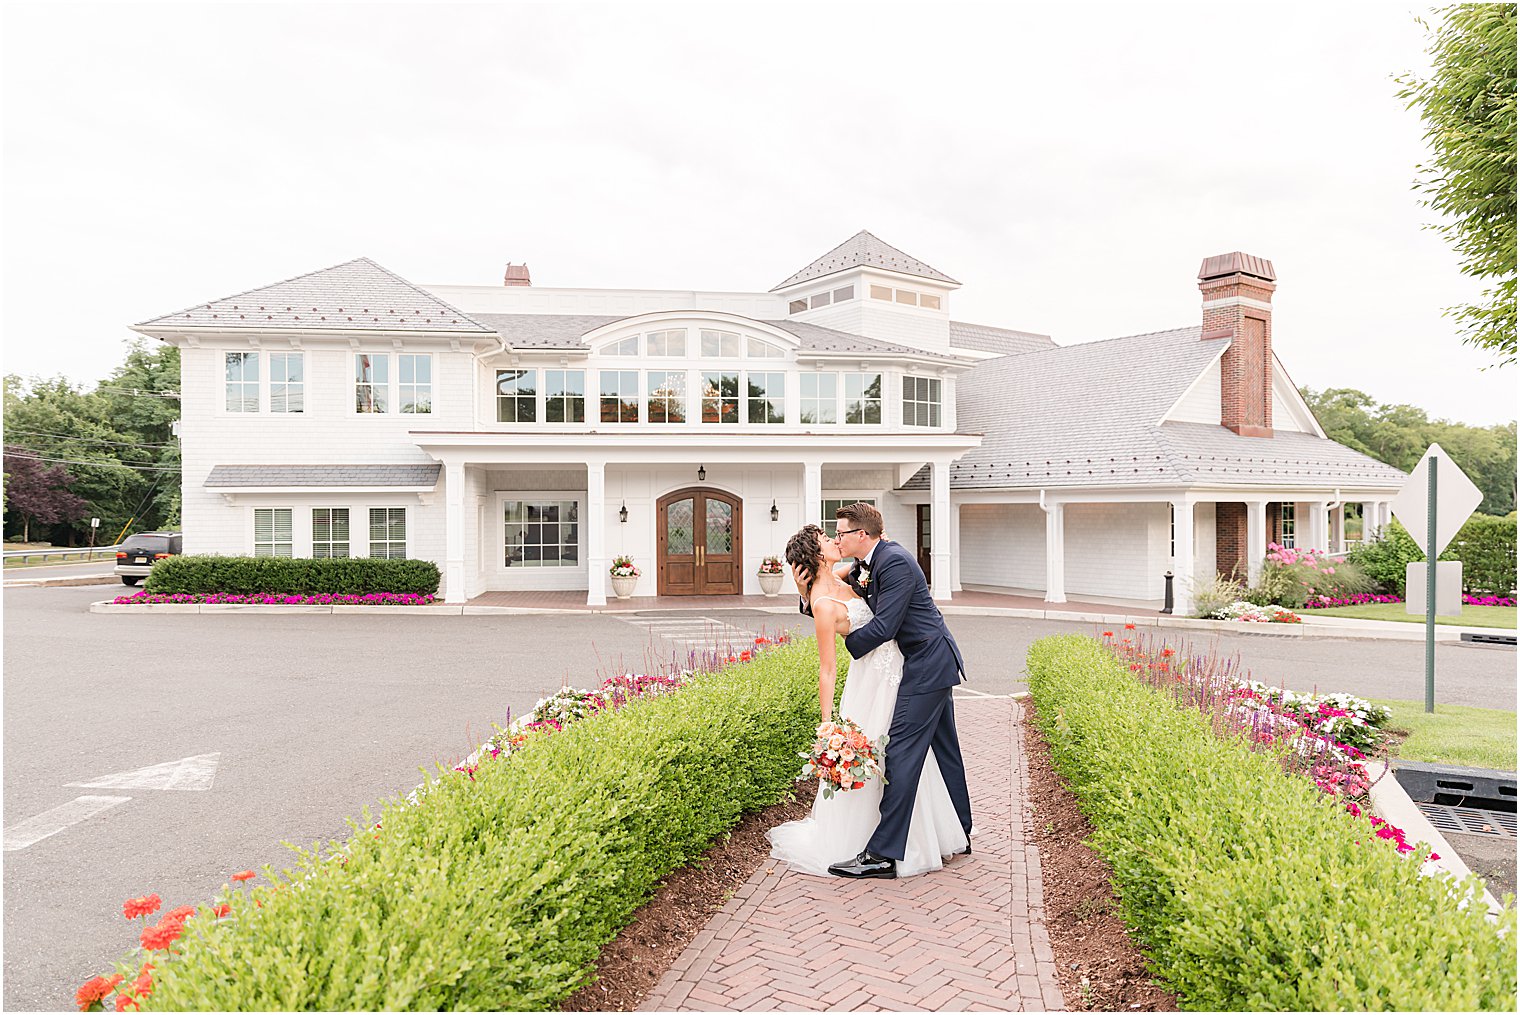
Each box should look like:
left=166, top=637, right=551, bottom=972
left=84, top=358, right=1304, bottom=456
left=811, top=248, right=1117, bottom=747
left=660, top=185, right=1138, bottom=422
left=115, top=531, right=183, bottom=585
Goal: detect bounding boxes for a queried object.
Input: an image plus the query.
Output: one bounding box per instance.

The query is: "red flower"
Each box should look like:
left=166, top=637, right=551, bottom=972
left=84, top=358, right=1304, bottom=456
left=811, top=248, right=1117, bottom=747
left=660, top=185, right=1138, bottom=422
left=852, top=781, right=865, bottom=789
left=740, top=650, right=752, bottom=661
left=1160, top=647, right=1175, bottom=658
left=122, top=894, right=161, bottom=921
left=1101, top=631, right=1114, bottom=638
left=139, top=918, right=183, bottom=951
left=213, top=904, right=231, bottom=918
left=164, top=905, right=196, bottom=923
left=754, top=637, right=767, bottom=645
left=130, top=972, right=153, bottom=999
left=1123, top=622, right=1136, bottom=630
left=76, top=974, right=124, bottom=1011
left=230, top=870, right=256, bottom=882
left=1430, top=852, right=1441, bottom=861
left=114, top=995, right=138, bottom=1012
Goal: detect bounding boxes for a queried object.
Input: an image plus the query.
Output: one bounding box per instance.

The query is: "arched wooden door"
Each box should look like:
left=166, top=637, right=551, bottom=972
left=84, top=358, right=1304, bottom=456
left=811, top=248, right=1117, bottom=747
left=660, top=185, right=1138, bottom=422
left=657, top=488, right=743, bottom=595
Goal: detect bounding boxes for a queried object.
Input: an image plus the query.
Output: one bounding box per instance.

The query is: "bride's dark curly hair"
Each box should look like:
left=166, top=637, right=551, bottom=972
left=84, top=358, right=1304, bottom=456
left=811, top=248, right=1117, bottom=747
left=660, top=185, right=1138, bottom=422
left=785, top=524, right=827, bottom=597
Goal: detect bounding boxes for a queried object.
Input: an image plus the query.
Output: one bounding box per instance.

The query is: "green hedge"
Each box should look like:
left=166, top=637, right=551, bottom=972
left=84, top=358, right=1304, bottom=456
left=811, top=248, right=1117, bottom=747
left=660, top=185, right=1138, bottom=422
left=143, top=555, right=442, bottom=596
left=131, top=637, right=839, bottom=1011
left=1026, top=634, right=1516, bottom=1012
left=1350, top=515, right=1517, bottom=596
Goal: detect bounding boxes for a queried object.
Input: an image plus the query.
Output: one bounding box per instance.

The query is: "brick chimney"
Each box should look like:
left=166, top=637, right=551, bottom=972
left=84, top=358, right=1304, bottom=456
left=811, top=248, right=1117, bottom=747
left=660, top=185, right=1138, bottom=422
left=1198, top=252, right=1275, bottom=437
left=503, top=262, right=532, bottom=287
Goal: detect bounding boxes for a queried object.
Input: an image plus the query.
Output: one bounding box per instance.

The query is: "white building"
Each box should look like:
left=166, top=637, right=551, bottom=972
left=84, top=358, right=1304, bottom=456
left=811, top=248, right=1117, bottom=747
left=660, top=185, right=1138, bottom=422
left=134, top=233, right=1406, bottom=611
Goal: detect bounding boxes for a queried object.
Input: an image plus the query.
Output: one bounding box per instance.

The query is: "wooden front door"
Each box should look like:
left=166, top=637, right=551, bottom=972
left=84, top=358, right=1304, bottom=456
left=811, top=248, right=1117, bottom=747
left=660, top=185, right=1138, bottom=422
left=657, top=488, right=743, bottom=595
left=916, top=504, right=932, bottom=577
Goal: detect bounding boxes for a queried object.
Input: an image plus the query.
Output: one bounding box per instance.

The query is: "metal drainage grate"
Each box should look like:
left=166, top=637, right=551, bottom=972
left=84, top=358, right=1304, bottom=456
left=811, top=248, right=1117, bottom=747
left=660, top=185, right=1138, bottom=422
left=1416, top=803, right=1516, bottom=838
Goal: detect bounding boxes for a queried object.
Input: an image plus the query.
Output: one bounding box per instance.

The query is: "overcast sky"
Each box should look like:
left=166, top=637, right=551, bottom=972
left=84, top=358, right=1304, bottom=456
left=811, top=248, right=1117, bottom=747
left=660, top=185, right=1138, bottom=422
left=2, top=2, right=1514, bottom=425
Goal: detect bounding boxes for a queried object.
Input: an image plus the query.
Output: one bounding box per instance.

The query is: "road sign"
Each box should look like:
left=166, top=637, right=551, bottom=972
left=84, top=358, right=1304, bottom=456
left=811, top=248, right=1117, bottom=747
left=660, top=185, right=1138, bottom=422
left=90, top=518, right=100, bottom=528
left=1389, top=443, right=1482, bottom=557
left=1407, top=562, right=1463, bottom=615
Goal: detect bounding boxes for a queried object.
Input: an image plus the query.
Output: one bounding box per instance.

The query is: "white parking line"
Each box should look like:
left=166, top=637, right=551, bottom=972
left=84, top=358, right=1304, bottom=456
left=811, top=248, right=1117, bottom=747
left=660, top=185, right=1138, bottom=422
left=3, top=796, right=132, bottom=851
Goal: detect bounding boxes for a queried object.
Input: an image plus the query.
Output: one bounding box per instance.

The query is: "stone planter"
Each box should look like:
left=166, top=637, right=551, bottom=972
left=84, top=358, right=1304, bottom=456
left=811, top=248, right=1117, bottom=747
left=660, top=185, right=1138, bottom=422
left=610, top=575, right=638, bottom=599
left=757, top=572, right=784, bottom=597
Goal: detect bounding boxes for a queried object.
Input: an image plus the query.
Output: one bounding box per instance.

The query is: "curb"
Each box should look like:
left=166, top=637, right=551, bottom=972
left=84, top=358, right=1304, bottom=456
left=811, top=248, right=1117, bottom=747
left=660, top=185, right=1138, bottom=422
left=1366, top=760, right=1505, bottom=919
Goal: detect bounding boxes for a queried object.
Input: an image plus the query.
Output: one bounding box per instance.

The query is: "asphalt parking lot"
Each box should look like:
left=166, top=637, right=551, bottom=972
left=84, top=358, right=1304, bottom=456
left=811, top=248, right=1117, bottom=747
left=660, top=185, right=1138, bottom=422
left=3, top=584, right=1514, bottom=1010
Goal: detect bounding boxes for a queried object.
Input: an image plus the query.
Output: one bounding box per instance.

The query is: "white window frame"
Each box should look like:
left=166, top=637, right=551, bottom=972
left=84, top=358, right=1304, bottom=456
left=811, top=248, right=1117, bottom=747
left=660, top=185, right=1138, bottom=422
left=492, top=490, right=588, bottom=590
left=544, top=369, right=586, bottom=424
left=645, top=329, right=687, bottom=357
left=368, top=506, right=407, bottom=559
left=1280, top=503, right=1297, bottom=549
left=902, top=375, right=941, bottom=427
left=646, top=369, right=687, bottom=424
left=800, top=371, right=838, bottom=425
left=843, top=372, right=883, bottom=425
left=699, top=330, right=741, bottom=358
left=225, top=352, right=260, bottom=413
left=311, top=507, right=351, bottom=558
left=821, top=496, right=879, bottom=539
left=746, top=371, right=786, bottom=424
left=355, top=353, right=390, bottom=414
left=496, top=368, right=538, bottom=423
left=253, top=507, right=293, bottom=557
left=398, top=353, right=433, bottom=415
left=598, top=369, right=641, bottom=424
left=269, top=352, right=303, bottom=414
left=701, top=370, right=740, bottom=425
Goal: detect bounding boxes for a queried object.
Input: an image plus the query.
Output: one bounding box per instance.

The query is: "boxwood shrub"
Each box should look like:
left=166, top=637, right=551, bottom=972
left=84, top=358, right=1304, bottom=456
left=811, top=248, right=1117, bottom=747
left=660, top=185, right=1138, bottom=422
left=144, top=555, right=441, bottom=596
left=129, top=637, right=839, bottom=1011
left=1027, top=634, right=1516, bottom=1012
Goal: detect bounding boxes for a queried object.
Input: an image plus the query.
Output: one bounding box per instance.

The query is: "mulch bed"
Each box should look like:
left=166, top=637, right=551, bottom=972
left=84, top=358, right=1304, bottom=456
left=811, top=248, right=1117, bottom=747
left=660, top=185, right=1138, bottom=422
left=1023, top=704, right=1179, bottom=1012
left=561, top=781, right=817, bottom=1012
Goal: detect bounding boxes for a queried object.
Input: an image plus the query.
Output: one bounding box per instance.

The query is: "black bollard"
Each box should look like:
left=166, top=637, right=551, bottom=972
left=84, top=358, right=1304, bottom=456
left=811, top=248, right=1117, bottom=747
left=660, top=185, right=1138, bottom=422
left=1161, top=570, right=1174, bottom=614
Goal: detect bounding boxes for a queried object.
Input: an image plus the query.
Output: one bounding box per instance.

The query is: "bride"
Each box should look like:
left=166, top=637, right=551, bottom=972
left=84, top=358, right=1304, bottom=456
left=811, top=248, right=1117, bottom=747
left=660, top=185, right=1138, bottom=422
left=767, top=524, right=969, bottom=877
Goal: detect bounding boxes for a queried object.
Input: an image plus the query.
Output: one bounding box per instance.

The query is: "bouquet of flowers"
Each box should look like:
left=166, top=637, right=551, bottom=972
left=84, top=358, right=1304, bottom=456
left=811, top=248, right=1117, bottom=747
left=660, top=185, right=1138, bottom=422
left=609, top=555, right=640, bottom=577
left=759, top=555, right=785, bottom=575
left=799, top=718, right=887, bottom=800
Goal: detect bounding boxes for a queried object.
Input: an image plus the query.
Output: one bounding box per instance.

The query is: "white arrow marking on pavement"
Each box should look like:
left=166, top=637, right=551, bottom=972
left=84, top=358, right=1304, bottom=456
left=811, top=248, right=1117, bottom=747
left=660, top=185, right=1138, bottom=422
left=66, top=752, right=221, bottom=792
left=3, top=796, right=132, bottom=851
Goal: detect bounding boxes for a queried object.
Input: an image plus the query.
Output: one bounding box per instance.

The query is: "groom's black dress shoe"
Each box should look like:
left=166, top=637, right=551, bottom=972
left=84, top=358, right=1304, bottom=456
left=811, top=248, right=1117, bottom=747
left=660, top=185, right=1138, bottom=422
left=828, top=850, right=897, bottom=879
left=949, top=841, right=971, bottom=857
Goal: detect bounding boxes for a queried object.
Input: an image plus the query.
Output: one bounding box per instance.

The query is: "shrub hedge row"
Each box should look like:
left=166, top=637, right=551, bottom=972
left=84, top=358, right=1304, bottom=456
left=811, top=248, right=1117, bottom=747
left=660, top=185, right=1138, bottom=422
left=1350, top=514, right=1518, bottom=596
left=133, top=637, right=837, bottom=1011
left=144, top=555, right=441, bottom=596
left=1026, top=634, right=1516, bottom=1012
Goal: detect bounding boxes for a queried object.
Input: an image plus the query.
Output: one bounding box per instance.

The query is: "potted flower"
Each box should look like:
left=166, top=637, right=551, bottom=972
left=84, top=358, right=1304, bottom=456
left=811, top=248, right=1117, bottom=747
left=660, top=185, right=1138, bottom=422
left=757, top=555, right=785, bottom=597
left=609, top=555, right=640, bottom=599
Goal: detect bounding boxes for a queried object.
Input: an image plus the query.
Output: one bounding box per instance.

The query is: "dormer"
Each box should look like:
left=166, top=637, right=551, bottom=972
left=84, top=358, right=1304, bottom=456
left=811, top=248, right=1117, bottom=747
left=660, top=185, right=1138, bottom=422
left=771, top=231, right=958, bottom=352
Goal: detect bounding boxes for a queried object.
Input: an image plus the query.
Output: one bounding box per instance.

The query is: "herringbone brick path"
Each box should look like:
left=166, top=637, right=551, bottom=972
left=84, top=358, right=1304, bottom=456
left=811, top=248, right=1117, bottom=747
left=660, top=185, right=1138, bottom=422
left=639, top=697, right=1063, bottom=1012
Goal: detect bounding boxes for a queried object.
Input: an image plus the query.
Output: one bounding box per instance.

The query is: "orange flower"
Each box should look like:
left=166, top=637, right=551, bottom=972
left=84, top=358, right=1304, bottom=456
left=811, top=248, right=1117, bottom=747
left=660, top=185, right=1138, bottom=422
left=139, top=918, right=183, bottom=951
left=130, top=972, right=153, bottom=999
left=1124, top=623, right=1136, bottom=630
left=230, top=870, right=256, bottom=882
left=75, top=974, right=123, bottom=1011
left=1101, top=631, right=1114, bottom=638
left=122, top=894, right=161, bottom=921
left=1160, top=647, right=1175, bottom=658
left=852, top=781, right=865, bottom=789
left=213, top=904, right=231, bottom=918
left=114, top=995, right=138, bottom=1012
left=164, top=905, right=196, bottom=923
left=740, top=650, right=752, bottom=661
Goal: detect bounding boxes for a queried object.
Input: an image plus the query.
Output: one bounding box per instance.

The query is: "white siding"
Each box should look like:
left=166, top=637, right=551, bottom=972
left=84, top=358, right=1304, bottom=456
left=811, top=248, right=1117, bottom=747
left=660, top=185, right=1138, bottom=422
left=1064, top=503, right=1166, bottom=601
left=1167, top=358, right=1221, bottom=424
left=957, top=504, right=1045, bottom=591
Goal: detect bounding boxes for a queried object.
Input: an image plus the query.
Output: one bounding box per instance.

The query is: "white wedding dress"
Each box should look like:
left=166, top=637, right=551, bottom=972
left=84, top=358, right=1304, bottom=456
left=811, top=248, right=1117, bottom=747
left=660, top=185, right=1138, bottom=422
left=768, top=595, right=970, bottom=877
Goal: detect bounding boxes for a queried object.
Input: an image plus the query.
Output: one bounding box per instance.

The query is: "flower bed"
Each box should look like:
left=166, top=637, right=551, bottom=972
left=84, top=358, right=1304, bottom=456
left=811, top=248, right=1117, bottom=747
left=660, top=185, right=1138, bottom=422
left=76, top=630, right=828, bottom=1012
left=1301, top=592, right=1517, bottom=609
left=1030, top=632, right=1515, bottom=1010
left=112, top=591, right=437, bottom=606
left=1206, top=600, right=1302, bottom=623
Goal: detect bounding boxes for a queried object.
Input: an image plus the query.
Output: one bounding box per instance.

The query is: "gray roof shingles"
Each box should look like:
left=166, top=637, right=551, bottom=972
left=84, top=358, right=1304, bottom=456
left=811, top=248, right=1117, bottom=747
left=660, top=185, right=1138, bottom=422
left=204, top=464, right=443, bottom=488
left=772, top=231, right=960, bottom=290
left=903, top=327, right=1407, bottom=492
left=136, top=258, right=493, bottom=334
left=948, top=321, right=1056, bottom=356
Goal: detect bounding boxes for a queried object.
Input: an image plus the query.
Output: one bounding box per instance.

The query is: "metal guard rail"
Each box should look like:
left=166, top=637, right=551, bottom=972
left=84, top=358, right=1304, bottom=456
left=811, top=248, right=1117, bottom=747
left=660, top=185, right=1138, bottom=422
left=3, top=545, right=124, bottom=565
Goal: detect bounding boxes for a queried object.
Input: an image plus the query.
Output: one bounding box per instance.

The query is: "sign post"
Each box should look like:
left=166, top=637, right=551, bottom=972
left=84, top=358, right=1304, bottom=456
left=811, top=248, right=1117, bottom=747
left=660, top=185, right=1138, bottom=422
left=1388, top=444, right=1483, bottom=714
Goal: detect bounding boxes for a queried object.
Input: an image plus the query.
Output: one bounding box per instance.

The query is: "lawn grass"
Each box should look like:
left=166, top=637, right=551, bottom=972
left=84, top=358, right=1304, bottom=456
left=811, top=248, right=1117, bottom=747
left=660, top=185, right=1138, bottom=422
left=1374, top=698, right=1518, bottom=772
left=1307, top=602, right=1517, bottom=629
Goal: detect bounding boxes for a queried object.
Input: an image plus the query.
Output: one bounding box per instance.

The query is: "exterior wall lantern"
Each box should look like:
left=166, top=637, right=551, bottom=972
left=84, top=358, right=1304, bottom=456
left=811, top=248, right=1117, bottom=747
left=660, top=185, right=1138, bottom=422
left=619, top=501, right=628, bottom=524
left=770, top=499, right=779, bottom=522
left=697, top=464, right=706, bottom=482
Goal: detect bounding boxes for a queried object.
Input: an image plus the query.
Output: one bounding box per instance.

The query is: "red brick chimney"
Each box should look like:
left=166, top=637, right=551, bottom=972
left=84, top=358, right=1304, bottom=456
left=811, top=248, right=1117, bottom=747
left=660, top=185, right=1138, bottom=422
left=503, top=263, right=532, bottom=287
left=1198, top=252, right=1275, bottom=437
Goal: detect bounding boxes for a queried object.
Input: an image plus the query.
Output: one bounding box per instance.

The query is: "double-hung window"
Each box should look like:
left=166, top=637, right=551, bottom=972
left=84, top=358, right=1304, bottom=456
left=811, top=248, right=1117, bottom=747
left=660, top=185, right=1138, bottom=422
left=702, top=372, right=739, bottom=424
left=369, top=507, right=407, bottom=558
left=902, top=375, right=941, bottom=427
left=312, top=508, right=350, bottom=558
left=226, top=352, right=259, bottom=413
left=747, top=372, right=785, bottom=423
left=253, top=508, right=293, bottom=557
left=269, top=353, right=303, bottom=413
left=497, top=369, right=537, bottom=423
left=355, top=354, right=388, bottom=413
left=844, top=372, right=882, bottom=425
left=398, top=354, right=431, bottom=414
left=1279, top=504, right=1296, bottom=549
left=600, top=370, right=639, bottom=423
left=647, top=370, right=686, bottom=423
left=800, top=372, right=838, bottom=424
left=545, top=370, right=585, bottom=423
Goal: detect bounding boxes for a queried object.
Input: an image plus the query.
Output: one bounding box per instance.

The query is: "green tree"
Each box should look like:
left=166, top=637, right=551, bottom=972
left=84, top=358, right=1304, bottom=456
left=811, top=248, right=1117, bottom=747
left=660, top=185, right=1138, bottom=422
left=1397, top=4, right=1518, bottom=366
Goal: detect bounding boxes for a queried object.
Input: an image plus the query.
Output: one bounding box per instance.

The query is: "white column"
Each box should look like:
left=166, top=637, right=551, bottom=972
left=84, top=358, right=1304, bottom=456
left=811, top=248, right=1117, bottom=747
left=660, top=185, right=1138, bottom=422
left=1171, top=497, right=1194, bottom=615
left=1360, top=500, right=1379, bottom=543
left=930, top=460, right=952, bottom=601
left=444, top=461, right=466, bottom=604
left=949, top=500, right=963, bottom=592
left=802, top=461, right=823, bottom=527
left=1246, top=500, right=1267, bottom=584
left=1043, top=500, right=1066, bottom=603
left=585, top=460, right=607, bottom=607
left=1307, top=500, right=1329, bottom=552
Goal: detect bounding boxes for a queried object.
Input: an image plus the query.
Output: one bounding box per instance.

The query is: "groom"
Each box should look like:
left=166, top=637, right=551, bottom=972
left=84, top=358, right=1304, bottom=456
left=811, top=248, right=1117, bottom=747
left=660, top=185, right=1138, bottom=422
left=804, top=502, right=974, bottom=879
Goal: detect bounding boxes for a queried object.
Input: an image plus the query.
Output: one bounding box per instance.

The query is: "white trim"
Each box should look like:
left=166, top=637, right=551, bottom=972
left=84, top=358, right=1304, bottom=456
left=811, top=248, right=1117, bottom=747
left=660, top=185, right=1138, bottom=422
left=1156, top=340, right=1230, bottom=426
left=1270, top=354, right=1326, bottom=437
left=581, top=313, right=802, bottom=352
left=1201, top=296, right=1273, bottom=312
left=491, top=490, right=589, bottom=592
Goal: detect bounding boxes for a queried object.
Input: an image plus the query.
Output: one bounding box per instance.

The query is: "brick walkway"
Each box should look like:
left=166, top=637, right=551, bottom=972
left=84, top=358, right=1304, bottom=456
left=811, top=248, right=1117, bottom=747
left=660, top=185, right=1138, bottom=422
left=639, top=697, right=1064, bottom=1012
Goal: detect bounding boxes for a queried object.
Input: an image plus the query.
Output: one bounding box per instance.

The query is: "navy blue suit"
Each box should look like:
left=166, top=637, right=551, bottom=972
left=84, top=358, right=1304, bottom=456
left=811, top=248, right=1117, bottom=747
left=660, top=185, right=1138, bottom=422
left=841, top=540, right=973, bottom=860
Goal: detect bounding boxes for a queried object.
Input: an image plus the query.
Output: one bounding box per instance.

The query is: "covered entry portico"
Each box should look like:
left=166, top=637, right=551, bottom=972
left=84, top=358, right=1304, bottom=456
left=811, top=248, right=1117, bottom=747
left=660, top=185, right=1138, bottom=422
left=414, top=431, right=981, bottom=605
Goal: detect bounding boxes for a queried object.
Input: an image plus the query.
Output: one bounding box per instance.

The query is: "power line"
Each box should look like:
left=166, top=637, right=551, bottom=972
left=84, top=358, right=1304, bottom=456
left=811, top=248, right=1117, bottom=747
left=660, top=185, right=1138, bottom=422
left=5, top=428, right=178, bottom=449
left=94, top=386, right=182, bottom=400
left=2, top=451, right=182, bottom=473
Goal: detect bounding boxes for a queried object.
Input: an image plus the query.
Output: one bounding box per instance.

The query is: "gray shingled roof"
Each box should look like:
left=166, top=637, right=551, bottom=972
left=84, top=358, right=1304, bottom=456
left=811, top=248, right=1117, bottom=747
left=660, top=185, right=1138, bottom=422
left=472, top=313, right=970, bottom=364
left=948, top=321, right=1056, bottom=357
left=136, top=258, right=493, bottom=334
left=902, top=327, right=1407, bottom=491
left=772, top=231, right=960, bottom=290
left=204, top=464, right=443, bottom=488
